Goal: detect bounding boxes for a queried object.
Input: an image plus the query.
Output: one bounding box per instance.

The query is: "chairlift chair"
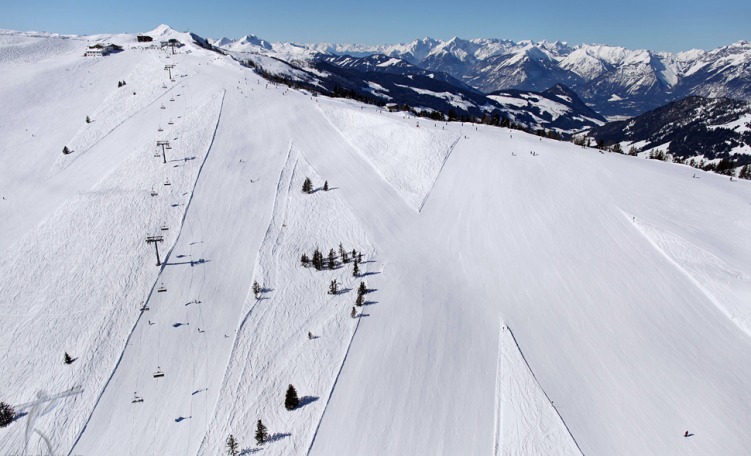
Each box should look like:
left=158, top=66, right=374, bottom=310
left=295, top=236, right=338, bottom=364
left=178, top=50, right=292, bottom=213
left=150, top=189, right=158, bottom=196
left=160, top=224, right=169, bottom=231
left=160, top=105, right=166, bottom=110
left=132, top=393, right=144, bottom=403
left=165, top=145, right=172, bottom=150
left=170, top=97, right=175, bottom=102
left=157, top=127, right=163, bottom=132
left=153, top=368, right=165, bottom=378
left=164, top=179, right=171, bottom=186
left=157, top=283, right=167, bottom=292
left=168, top=119, right=174, bottom=125
left=162, top=84, right=167, bottom=89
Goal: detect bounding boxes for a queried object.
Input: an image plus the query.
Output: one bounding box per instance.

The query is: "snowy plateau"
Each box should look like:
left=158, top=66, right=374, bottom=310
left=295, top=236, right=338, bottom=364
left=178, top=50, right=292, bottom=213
left=1, top=25, right=751, bottom=456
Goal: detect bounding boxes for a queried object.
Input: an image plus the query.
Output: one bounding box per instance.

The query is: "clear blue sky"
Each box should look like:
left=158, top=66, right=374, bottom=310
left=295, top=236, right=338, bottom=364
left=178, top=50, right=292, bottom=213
left=2, top=0, right=749, bottom=52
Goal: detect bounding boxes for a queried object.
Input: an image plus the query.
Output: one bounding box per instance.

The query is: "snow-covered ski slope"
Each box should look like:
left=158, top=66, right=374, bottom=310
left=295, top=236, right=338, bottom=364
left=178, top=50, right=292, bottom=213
left=1, top=26, right=750, bottom=456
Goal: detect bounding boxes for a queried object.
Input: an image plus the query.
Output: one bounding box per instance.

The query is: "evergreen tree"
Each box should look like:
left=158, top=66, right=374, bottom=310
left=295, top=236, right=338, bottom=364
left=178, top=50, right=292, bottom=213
left=86, top=115, right=91, bottom=124
left=62, top=146, right=71, bottom=155
left=285, top=384, right=300, bottom=410
left=255, top=419, right=268, bottom=446
left=64, top=352, right=74, bottom=365
left=356, top=293, right=364, bottom=307
left=226, top=434, right=239, bottom=456
left=358, top=252, right=363, bottom=263
left=328, top=280, right=338, bottom=295
left=351, top=249, right=356, bottom=258
left=739, top=164, right=751, bottom=180
left=302, top=177, right=313, bottom=194
left=117, top=81, right=123, bottom=88
left=301, top=253, right=310, bottom=266
left=351, top=307, right=357, bottom=318
left=323, top=180, right=329, bottom=191
left=328, top=249, right=336, bottom=269
left=0, top=402, right=14, bottom=428
left=252, top=280, right=261, bottom=298
left=358, top=281, right=367, bottom=296
left=352, top=261, right=359, bottom=277
left=312, top=248, right=323, bottom=271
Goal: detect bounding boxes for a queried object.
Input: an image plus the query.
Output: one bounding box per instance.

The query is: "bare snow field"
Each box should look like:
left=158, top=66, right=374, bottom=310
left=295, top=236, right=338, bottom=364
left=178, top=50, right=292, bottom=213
left=1, top=26, right=750, bottom=456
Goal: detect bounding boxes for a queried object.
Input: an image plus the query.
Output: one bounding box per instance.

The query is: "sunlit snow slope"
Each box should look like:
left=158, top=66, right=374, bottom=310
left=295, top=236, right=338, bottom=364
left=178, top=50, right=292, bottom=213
left=1, top=27, right=750, bottom=456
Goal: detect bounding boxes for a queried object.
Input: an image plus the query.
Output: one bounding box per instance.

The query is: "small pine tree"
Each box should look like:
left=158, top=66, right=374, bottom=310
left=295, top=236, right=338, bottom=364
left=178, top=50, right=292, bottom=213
left=226, top=434, right=239, bottom=456
left=62, top=146, right=71, bottom=155
left=358, top=281, right=367, bottom=295
left=252, top=280, right=261, bottom=298
left=351, top=249, right=356, bottom=258
left=117, top=81, right=123, bottom=88
left=351, top=307, right=357, bottom=318
left=352, top=261, right=359, bottom=277
left=301, top=253, right=310, bottom=266
left=328, top=280, right=338, bottom=295
left=0, top=402, right=14, bottom=428
left=358, top=252, right=363, bottom=263
left=255, top=419, right=268, bottom=446
left=738, top=164, right=751, bottom=180
left=355, top=293, right=364, bottom=307
left=312, top=248, right=323, bottom=271
left=341, top=251, right=349, bottom=264
left=86, top=115, right=91, bottom=124
left=285, top=384, right=300, bottom=410
left=64, top=352, right=74, bottom=365
left=302, top=177, right=313, bottom=194
left=328, top=249, right=336, bottom=269
left=323, top=180, right=329, bottom=191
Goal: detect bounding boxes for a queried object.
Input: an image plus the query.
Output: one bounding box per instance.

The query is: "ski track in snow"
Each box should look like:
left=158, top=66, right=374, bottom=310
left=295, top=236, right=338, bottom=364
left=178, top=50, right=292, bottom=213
left=628, top=212, right=751, bottom=337
left=69, top=90, right=225, bottom=454
left=0, top=91, right=224, bottom=454
left=495, top=322, right=583, bottom=456
left=317, top=103, right=460, bottom=212
left=197, top=145, right=378, bottom=455
left=51, top=55, right=192, bottom=175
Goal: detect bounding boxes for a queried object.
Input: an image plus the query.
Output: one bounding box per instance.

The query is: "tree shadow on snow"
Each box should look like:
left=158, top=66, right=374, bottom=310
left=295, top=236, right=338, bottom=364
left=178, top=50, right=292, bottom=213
left=363, top=300, right=378, bottom=306
left=298, top=396, right=319, bottom=408
left=239, top=448, right=261, bottom=455
left=359, top=271, right=380, bottom=278
left=267, top=433, right=291, bottom=443
left=174, top=416, right=191, bottom=422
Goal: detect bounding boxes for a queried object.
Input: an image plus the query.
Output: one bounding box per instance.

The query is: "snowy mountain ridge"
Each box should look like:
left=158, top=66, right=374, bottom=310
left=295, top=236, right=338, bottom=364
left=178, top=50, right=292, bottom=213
left=211, top=33, right=751, bottom=118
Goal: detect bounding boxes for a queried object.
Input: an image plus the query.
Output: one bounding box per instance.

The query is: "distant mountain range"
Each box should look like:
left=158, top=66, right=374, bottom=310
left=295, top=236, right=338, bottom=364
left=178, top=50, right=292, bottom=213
left=211, top=35, right=751, bottom=119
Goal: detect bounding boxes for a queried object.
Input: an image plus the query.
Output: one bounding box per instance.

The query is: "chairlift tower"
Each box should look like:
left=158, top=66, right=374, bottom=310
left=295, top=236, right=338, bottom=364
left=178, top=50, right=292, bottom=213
left=146, top=235, right=165, bottom=266
left=156, top=140, right=170, bottom=164
left=164, top=64, right=175, bottom=80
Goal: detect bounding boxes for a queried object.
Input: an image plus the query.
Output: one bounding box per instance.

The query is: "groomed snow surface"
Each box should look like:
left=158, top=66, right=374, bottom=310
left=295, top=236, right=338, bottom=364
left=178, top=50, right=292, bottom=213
left=1, top=28, right=751, bottom=456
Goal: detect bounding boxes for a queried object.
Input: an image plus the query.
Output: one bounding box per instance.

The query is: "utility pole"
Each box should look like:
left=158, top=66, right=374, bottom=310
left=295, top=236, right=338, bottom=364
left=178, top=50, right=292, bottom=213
left=156, top=140, right=170, bottom=164
left=164, top=64, right=175, bottom=80
left=146, top=235, right=164, bottom=266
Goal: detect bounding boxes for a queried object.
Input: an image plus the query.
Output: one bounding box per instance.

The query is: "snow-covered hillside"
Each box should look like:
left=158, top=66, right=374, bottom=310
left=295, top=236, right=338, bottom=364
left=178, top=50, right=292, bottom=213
left=1, top=26, right=751, bottom=456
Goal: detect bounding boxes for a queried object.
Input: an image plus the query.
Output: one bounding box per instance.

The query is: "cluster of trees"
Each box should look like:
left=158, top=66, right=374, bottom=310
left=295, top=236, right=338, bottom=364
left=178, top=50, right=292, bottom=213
left=116, top=80, right=127, bottom=88
left=301, top=244, right=363, bottom=272
left=225, top=385, right=302, bottom=451
left=252, top=280, right=263, bottom=299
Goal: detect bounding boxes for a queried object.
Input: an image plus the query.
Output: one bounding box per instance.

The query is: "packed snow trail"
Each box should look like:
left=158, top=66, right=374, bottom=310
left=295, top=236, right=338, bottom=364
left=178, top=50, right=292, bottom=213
left=0, top=89, right=224, bottom=454
left=197, top=147, right=378, bottom=455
